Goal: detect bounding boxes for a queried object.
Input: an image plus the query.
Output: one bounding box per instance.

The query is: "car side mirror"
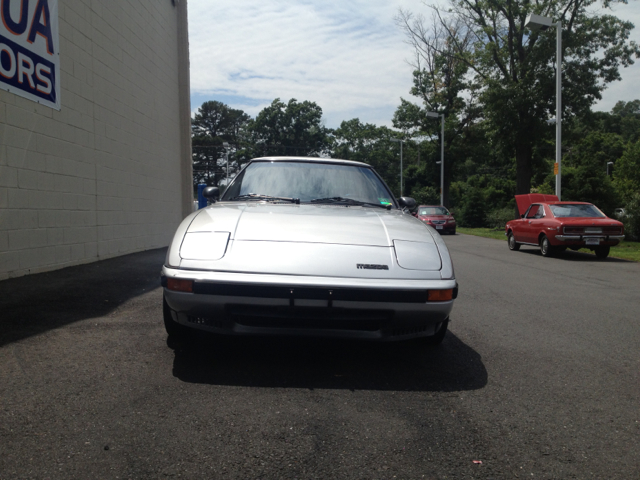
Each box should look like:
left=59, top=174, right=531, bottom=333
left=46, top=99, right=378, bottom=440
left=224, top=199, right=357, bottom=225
left=398, top=197, right=417, bottom=209
left=520, top=214, right=524, bottom=218
left=203, top=186, right=220, bottom=203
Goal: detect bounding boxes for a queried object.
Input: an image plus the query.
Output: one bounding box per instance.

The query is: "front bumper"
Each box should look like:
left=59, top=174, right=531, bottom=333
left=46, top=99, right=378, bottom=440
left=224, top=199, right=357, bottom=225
left=427, top=223, right=456, bottom=233
left=162, top=266, right=457, bottom=341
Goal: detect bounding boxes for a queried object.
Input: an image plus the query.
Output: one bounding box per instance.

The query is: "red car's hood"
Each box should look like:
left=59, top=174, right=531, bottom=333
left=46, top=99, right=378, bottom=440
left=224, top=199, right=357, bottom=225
left=515, top=194, right=559, bottom=216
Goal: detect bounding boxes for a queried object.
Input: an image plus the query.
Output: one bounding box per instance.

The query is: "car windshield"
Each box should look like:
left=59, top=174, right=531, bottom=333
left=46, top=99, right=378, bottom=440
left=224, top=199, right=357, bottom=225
left=222, top=161, right=395, bottom=206
left=419, top=207, right=448, bottom=215
left=549, top=204, right=605, bottom=218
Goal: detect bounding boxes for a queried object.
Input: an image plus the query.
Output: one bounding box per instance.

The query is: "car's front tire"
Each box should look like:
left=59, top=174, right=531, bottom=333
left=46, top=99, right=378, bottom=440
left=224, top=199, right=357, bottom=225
left=595, top=246, right=610, bottom=259
left=163, top=294, right=189, bottom=340
left=508, top=232, right=520, bottom=251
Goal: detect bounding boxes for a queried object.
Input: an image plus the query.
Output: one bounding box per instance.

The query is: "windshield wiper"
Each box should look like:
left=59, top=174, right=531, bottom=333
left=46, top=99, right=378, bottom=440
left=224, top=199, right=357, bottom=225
left=310, top=197, right=391, bottom=210
left=229, top=193, right=300, bottom=204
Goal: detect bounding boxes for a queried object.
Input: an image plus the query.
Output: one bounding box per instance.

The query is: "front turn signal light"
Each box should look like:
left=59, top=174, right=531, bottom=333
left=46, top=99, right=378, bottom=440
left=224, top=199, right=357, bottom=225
left=428, top=289, right=454, bottom=301
left=167, top=278, right=193, bottom=293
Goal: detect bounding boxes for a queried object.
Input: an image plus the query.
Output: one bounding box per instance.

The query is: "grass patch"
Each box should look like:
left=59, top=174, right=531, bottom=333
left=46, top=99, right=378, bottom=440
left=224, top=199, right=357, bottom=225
left=457, top=227, right=507, bottom=241
left=456, top=227, right=640, bottom=262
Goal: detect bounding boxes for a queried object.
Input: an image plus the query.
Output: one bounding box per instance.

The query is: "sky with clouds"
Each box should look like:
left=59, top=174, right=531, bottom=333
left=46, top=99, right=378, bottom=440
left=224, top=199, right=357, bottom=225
left=188, top=0, right=640, bottom=129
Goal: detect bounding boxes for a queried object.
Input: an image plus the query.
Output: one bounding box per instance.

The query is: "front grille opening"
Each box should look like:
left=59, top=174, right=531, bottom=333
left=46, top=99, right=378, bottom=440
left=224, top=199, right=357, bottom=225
left=228, top=305, right=391, bottom=332
left=392, top=325, right=429, bottom=337
left=186, top=316, right=227, bottom=328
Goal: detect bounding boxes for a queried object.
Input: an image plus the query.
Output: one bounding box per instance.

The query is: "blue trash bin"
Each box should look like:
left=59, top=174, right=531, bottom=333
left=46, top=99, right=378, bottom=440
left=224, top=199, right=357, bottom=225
left=197, top=184, right=208, bottom=209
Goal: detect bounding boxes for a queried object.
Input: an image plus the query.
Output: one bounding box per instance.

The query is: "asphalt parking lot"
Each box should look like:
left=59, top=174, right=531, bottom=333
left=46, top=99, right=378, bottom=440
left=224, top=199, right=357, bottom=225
left=1, top=235, right=638, bottom=479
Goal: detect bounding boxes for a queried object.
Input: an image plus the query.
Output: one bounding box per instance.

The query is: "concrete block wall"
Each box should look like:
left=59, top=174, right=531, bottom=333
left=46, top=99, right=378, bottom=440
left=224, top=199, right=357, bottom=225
left=0, top=0, right=193, bottom=280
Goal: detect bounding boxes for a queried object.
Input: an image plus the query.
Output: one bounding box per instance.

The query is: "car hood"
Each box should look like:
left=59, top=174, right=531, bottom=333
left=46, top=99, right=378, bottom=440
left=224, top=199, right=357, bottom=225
left=187, top=203, right=431, bottom=246
left=169, top=203, right=454, bottom=280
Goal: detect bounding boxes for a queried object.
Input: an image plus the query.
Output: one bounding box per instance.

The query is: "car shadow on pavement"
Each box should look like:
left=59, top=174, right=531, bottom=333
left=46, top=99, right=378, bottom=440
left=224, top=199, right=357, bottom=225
left=516, top=247, right=631, bottom=262
left=0, top=248, right=167, bottom=347
left=169, top=331, right=487, bottom=392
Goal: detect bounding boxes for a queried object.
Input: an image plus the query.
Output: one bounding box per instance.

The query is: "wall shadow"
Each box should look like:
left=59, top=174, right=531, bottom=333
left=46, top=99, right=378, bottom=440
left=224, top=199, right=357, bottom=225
left=170, top=331, right=487, bottom=392
left=0, top=248, right=167, bottom=347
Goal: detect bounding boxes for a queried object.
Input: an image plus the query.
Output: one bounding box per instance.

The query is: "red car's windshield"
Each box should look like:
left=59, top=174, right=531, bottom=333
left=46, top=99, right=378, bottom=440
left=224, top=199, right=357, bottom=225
left=549, top=204, right=605, bottom=218
left=419, top=207, right=449, bottom=215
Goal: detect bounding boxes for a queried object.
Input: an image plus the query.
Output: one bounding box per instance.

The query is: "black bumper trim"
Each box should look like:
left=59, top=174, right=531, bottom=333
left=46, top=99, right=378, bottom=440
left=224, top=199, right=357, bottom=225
left=191, top=282, right=429, bottom=303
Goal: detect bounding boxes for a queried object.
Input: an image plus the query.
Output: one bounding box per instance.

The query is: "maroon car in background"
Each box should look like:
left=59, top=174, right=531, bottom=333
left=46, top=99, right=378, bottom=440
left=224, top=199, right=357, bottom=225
left=415, top=206, right=456, bottom=235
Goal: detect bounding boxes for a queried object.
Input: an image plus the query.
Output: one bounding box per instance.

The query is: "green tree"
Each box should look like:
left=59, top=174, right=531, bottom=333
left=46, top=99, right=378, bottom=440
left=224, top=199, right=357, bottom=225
left=191, top=101, right=251, bottom=189
left=611, top=100, right=640, bottom=144
left=248, top=98, right=332, bottom=157
left=459, top=186, right=486, bottom=227
left=332, top=119, right=403, bottom=195
left=192, top=100, right=251, bottom=144
left=399, top=0, right=640, bottom=197
left=395, top=11, right=482, bottom=207
left=545, top=132, right=623, bottom=214
left=614, top=139, right=640, bottom=203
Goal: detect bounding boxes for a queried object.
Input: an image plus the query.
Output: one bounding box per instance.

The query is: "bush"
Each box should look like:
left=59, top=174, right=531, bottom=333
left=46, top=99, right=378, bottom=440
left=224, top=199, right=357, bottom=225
left=622, top=193, right=640, bottom=241
left=486, top=207, right=516, bottom=229
left=410, top=186, right=440, bottom=206
left=459, top=188, right=486, bottom=227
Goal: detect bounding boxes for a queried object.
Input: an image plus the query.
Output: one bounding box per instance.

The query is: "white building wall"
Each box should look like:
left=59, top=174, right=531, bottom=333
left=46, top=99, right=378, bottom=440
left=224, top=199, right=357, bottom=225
left=0, top=0, right=192, bottom=280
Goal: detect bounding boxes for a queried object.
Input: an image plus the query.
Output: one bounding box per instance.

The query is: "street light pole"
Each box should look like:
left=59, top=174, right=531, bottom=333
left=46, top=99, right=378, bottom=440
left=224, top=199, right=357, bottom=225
left=555, top=20, right=562, bottom=200
left=525, top=13, right=562, bottom=200
left=390, top=138, right=404, bottom=197
left=426, top=112, right=445, bottom=206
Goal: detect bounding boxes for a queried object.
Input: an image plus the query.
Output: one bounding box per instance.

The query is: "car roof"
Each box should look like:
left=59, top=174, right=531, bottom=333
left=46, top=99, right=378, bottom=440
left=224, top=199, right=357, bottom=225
left=250, top=156, right=370, bottom=167
left=418, top=205, right=446, bottom=208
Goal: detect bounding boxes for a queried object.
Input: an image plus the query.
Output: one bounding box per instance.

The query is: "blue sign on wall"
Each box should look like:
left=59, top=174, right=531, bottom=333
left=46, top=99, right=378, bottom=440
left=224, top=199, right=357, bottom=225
left=0, top=0, right=60, bottom=110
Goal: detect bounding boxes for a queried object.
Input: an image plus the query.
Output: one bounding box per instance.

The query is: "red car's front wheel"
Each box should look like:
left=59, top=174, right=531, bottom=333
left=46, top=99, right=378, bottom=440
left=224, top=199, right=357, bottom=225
left=508, top=232, right=520, bottom=251
left=540, top=235, right=554, bottom=257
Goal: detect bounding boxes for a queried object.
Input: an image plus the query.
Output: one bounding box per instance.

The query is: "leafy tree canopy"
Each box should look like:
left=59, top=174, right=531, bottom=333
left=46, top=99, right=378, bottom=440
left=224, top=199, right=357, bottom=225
left=248, top=98, right=332, bottom=157
left=613, top=139, right=640, bottom=203
left=192, top=100, right=250, bottom=146
left=398, top=0, right=640, bottom=196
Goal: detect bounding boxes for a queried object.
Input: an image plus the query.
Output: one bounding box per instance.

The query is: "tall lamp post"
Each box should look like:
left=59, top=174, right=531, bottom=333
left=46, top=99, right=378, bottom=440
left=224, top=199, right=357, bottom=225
left=426, top=111, right=445, bottom=206
left=525, top=13, right=562, bottom=200
left=390, top=138, right=404, bottom=197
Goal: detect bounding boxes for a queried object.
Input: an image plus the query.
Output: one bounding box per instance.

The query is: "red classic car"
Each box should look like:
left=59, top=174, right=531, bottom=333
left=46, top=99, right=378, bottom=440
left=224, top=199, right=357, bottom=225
left=416, top=205, right=456, bottom=235
left=505, top=194, right=625, bottom=259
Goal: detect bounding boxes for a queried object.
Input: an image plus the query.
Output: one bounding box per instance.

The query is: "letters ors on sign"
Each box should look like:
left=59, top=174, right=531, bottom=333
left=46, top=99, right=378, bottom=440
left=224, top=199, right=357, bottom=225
left=0, top=0, right=60, bottom=110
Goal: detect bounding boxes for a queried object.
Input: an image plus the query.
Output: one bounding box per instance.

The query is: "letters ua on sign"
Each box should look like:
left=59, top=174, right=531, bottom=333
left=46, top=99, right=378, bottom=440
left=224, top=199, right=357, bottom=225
left=0, top=0, right=60, bottom=109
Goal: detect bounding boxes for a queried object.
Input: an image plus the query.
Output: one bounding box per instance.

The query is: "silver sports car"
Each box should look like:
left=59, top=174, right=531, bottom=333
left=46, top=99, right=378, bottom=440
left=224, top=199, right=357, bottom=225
left=162, top=157, right=457, bottom=344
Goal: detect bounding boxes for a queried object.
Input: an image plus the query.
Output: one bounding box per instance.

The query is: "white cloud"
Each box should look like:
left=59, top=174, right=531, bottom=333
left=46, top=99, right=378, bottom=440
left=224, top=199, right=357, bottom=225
left=188, top=0, right=640, bottom=127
